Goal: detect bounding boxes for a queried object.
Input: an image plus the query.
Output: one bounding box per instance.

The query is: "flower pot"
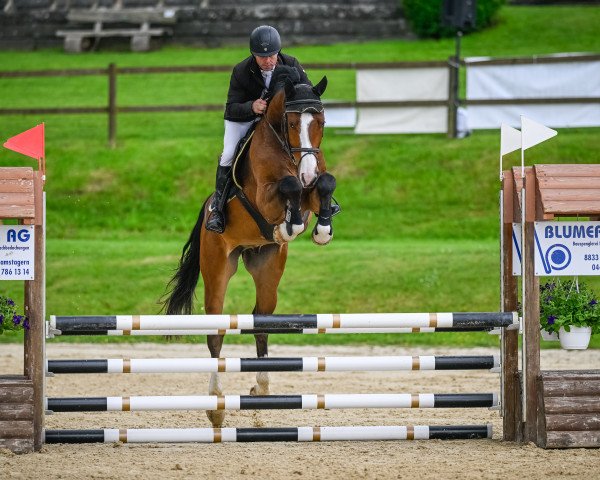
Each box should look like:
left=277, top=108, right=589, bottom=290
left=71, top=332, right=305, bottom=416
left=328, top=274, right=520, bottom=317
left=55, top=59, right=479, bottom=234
left=559, top=326, right=592, bottom=350
left=541, top=330, right=559, bottom=342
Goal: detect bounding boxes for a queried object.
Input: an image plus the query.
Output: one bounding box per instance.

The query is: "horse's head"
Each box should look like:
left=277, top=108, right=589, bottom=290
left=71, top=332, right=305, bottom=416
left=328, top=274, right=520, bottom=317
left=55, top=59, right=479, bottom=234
left=266, top=67, right=328, bottom=188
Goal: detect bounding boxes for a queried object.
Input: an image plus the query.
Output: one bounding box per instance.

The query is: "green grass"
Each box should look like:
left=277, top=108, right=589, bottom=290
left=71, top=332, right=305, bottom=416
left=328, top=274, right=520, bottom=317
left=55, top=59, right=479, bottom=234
left=1, top=5, right=599, bottom=348
left=1, top=115, right=597, bottom=244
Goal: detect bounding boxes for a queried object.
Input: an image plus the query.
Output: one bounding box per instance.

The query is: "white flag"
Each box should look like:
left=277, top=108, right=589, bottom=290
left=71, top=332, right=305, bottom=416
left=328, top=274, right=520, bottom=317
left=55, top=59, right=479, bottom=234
left=500, top=123, right=521, bottom=156
left=521, top=116, right=557, bottom=150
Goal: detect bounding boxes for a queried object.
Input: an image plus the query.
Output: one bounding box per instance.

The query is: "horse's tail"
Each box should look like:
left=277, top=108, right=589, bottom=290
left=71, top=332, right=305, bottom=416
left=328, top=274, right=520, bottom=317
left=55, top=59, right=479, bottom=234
left=162, top=199, right=208, bottom=315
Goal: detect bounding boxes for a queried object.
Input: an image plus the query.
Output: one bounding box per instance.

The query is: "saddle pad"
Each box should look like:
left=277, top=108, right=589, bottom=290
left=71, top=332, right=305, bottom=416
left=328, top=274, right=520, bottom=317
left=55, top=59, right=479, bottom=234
left=232, top=124, right=257, bottom=189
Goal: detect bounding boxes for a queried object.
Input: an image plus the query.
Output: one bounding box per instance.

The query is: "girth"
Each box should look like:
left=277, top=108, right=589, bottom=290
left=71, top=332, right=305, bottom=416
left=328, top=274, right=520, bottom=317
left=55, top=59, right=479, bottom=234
left=230, top=185, right=276, bottom=243
left=228, top=131, right=277, bottom=243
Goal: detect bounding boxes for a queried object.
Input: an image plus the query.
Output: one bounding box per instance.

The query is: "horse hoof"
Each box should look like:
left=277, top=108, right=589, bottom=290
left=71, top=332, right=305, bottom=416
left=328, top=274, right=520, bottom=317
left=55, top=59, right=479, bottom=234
left=206, top=409, right=225, bottom=428
left=250, top=371, right=270, bottom=396
left=312, top=223, right=333, bottom=245
left=250, top=384, right=270, bottom=396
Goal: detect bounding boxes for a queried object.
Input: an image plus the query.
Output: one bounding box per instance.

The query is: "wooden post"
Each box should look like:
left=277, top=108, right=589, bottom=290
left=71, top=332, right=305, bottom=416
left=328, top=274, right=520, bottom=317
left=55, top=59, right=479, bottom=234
left=501, top=171, right=520, bottom=441
left=446, top=57, right=458, bottom=138
left=23, top=170, right=45, bottom=451
left=523, top=167, right=540, bottom=443
left=108, top=63, right=117, bottom=148
left=0, top=167, right=44, bottom=453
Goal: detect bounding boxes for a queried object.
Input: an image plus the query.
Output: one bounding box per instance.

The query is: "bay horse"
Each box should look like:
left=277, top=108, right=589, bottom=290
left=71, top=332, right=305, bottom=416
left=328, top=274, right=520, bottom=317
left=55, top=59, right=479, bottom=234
left=163, top=66, right=337, bottom=427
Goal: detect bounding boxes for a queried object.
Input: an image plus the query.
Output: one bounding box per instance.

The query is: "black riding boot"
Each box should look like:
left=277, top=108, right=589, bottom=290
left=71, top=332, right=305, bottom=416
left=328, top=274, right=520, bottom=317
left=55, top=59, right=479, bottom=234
left=205, top=165, right=232, bottom=233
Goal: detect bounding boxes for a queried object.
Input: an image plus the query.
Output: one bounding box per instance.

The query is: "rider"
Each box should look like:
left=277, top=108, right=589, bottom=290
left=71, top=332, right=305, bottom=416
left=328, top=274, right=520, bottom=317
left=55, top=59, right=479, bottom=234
left=205, top=25, right=311, bottom=233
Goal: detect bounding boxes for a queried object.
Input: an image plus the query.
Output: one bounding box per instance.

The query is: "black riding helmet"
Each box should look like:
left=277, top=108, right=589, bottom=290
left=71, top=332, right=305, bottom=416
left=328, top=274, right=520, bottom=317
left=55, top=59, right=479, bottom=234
left=249, top=25, right=281, bottom=57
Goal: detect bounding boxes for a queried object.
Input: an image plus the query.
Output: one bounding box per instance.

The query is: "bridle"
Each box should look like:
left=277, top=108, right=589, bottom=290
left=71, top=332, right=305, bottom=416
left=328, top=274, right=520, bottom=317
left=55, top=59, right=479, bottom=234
left=265, top=92, right=324, bottom=166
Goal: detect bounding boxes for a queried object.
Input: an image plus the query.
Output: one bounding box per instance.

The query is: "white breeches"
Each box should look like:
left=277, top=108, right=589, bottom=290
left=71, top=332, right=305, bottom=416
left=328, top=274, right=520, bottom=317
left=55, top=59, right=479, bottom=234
left=219, top=120, right=255, bottom=166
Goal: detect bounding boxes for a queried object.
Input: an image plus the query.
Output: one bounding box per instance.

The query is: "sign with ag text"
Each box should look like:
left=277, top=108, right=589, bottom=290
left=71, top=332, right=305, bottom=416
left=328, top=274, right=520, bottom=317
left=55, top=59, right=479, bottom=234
left=0, top=226, right=35, bottom=280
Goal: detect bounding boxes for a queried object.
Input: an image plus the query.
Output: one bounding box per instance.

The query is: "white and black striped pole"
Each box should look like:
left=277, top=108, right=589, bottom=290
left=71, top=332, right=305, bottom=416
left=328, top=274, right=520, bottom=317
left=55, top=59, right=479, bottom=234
left=45, top=393, right=499, bottom=412
left=46, top=355, right=500, bottom=374
left=48, top=326, right=502, bottom=337
left=45, top=424, right=493, bottom=443
left=49, top=312, right=517, bottom=334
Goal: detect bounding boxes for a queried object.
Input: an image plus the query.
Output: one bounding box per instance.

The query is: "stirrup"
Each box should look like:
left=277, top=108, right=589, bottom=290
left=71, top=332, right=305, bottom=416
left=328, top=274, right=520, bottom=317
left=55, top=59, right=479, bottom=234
left=331, top=196, right=341, bottom=216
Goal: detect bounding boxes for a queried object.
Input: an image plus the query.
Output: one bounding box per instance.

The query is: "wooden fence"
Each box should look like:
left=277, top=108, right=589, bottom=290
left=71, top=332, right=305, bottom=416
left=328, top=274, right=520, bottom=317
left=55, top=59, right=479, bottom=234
left=0, top=60, right=455, bottom=145
left=1, top=55, right=598, bottom=145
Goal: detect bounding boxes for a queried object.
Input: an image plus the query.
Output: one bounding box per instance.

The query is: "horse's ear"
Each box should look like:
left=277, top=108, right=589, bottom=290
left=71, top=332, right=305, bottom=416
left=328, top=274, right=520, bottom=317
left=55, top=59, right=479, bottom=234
left=284, top=76, right=296, bottom=99
left=312, top=76, right=328, bottom=97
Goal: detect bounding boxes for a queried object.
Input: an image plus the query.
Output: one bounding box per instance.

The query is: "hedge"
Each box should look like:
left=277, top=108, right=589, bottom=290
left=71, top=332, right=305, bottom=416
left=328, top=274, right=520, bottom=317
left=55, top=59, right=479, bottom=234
left=402, top=0, right=505, bottom=38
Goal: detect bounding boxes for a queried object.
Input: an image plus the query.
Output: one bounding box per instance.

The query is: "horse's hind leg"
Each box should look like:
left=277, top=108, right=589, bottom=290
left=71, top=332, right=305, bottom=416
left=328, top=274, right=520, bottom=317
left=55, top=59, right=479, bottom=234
left=242, top=243, right=289, bottom=396
left=206, top=334, right=225, bottom=428
left=201, top=236, right=240, bottom=427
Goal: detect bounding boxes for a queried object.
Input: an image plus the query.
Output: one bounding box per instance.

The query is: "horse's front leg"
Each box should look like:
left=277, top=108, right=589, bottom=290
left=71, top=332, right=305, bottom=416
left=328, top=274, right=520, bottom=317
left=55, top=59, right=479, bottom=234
left=312, top=172, right=337, bottom=245
left=250, top=333, right=269, bottom=396
left=274, top=175, right=305, bottom=243
left=242, top=244, right=288, bottom=396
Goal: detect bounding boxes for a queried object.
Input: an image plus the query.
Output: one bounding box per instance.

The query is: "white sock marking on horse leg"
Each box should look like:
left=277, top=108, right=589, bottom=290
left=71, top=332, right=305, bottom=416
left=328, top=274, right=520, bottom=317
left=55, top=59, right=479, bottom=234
left=313, top=223, right=333, bottom=245
left=209, top=372, right=222, bottom=395
left=276, top=221, right=305, bottom=242
left=250, top=360, right=270, bottom=396
left=207, top=372, right=225, bottom=427
left=255, top=371, right=270, bottom=395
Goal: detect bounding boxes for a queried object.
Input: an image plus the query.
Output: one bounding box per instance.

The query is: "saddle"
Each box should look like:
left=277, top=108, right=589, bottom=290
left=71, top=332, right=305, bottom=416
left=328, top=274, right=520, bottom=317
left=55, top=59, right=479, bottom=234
left=223, top=122, right=278, bottom=242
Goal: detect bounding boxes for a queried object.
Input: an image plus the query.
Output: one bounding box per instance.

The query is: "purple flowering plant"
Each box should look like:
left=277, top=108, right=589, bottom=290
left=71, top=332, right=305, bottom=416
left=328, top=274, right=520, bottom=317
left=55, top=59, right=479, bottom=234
left=0, top=295, right=29, bottom=335
left=540, top=280, right=600, bottom=335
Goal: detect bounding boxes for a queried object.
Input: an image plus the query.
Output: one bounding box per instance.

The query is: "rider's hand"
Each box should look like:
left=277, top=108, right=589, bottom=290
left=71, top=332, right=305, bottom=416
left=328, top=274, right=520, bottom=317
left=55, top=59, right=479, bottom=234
left=252, top=99, right=268, bottom=115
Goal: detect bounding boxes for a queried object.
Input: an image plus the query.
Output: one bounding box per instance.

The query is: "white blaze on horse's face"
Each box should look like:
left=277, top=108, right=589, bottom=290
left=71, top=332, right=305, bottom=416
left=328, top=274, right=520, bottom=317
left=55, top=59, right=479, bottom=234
left=298, top=112, right=319, bottom=188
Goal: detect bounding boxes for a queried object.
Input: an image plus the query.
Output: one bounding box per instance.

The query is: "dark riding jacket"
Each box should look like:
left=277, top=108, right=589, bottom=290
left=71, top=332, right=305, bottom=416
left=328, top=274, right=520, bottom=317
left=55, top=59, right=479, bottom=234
left=224, top=53, right=311, bottom=123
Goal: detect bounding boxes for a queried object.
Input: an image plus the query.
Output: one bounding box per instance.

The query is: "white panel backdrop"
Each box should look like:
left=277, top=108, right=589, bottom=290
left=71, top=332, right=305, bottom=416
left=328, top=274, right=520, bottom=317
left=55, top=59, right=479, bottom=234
left=466, top=57, right=600, bottom=129
left=355, top=68, right=449, bottom=134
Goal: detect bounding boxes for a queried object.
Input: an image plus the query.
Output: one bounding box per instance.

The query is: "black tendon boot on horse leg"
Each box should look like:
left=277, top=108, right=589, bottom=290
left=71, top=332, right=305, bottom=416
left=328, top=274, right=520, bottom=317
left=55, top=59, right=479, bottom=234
left=312, top=173, right=337, bottom=245
left=274, top=175, right=305, bottom=243
left=206, top=165, right=232, bottom=233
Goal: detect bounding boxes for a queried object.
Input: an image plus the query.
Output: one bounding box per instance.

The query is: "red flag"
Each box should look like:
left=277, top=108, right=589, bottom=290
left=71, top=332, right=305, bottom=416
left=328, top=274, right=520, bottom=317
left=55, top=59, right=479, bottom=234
left=3, top=124, right=45, bottom=160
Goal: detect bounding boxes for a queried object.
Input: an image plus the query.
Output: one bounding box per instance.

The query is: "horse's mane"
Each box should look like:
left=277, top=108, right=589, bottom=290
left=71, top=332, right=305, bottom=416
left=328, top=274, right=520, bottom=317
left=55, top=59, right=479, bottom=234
left=268, top=65, right=325, bottom=111
left=268, top=65, right=302, bottom=95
